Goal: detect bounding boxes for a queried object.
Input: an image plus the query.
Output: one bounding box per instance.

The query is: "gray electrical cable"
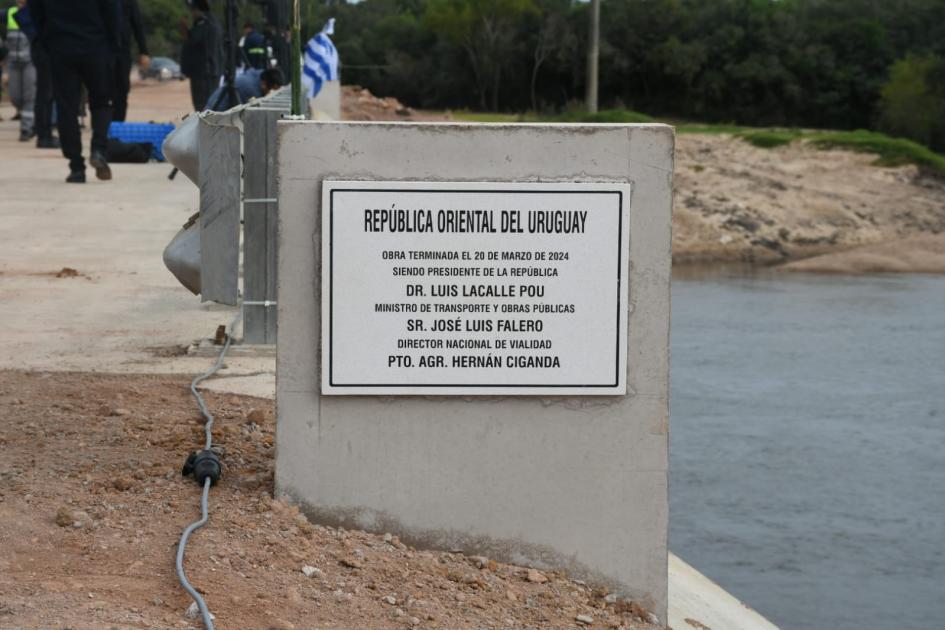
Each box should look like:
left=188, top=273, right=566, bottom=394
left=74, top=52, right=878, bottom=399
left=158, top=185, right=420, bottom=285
left=176, top=477, right=214, bottom=629
left=176, top=312, right=242, bottom=630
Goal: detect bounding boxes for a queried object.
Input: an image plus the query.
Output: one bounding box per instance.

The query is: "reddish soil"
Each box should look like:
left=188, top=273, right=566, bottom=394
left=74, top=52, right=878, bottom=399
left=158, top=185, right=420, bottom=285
left=342, top=85, right=453, bottom=122
left=0, top=371, right=655, bottom=630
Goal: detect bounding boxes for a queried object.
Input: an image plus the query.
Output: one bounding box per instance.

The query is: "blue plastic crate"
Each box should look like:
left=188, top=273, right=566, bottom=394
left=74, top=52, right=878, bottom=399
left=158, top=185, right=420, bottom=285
left=107, top=122, right=176, bottom=162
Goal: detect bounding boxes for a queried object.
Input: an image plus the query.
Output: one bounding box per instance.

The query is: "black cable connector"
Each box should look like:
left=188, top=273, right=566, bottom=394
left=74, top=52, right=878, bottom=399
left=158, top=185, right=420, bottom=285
left=182, top=450, right=222, bottom=486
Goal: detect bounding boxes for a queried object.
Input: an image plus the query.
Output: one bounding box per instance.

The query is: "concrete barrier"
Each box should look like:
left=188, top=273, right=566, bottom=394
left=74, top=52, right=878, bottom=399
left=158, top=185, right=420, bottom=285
left=274, top=121, right=674, bottom=621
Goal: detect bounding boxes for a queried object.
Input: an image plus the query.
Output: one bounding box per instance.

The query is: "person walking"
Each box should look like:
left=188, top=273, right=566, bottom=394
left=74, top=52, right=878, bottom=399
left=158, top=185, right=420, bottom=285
left=8, top=1, right=57, bottom=147
left=180, top=0, right=222, bottom=112
left=112, top=0, right=148, bottom=122
left=31, top=0, right=119, bottom=183
left=28, top=14, right=56, bottom=147
left=3, top=0, right=36, bottom=141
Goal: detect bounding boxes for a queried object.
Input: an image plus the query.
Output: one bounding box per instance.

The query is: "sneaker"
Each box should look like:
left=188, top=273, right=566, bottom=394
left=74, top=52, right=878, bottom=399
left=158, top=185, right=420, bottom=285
left=66, top=169, right=86, bottom=184
left=37, top=137, right=61, bottom=149
left=89, top=151, right=112, bottom=181
left=19, top=130, right=35, bottom=142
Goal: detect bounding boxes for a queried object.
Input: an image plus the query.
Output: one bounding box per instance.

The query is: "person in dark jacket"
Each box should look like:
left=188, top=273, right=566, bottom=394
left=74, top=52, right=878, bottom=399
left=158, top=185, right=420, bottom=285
left=112, top=0, right=148, bottom=122
left=180, top=0, right=222, bottom=111
left=269, top=27, right=290, bottom=74
left=31, top=0, right=119, bottom=183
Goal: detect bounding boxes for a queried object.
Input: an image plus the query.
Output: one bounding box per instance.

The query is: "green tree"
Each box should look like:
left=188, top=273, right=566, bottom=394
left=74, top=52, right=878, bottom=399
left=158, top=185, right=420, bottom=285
left=131, top=0, right=945, bottom=140
left=879, top=55, right=945, bottom=151
left=138, top=0, right=263, bottom=60
left=424, top=0, right=538, bottom=110
left=139, top=0, right=190, bottom=59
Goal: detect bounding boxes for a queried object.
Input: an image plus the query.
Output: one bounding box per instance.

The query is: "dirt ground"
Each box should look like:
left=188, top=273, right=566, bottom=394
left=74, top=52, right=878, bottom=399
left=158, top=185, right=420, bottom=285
left=0, top=371, right=654, bottom=630
left=341, top=85, right=453, bottom=122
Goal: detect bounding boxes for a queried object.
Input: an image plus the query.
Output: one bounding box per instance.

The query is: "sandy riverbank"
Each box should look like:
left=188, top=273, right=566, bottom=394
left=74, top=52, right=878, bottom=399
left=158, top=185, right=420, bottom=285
left=777, top=232, right=945, bottom=273
left=673, top=134, right=945, bottom=272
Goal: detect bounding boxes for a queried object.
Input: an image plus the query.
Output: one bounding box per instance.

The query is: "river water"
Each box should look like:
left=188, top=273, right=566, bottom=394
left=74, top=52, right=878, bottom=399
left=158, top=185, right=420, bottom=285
left=670, top=269, right=945, bottom=630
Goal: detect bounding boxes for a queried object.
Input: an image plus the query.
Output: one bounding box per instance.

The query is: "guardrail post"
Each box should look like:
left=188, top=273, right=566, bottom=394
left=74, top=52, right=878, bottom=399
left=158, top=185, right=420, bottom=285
left=198, top=119, right=241, bottom=306
left=243, top=108, right=282, bottom=343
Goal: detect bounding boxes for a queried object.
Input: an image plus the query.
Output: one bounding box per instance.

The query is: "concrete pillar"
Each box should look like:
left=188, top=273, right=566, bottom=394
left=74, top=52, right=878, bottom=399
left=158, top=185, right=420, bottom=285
left=274, top=121, right=674, bottom=620
left=309, top=80, right=342, bottom=120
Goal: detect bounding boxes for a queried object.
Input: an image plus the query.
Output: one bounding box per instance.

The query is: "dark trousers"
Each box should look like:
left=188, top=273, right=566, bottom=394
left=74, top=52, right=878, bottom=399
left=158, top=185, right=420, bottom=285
left=112, top=53, right=132, bottom=122
left=32, top=43, right=55, bottom=141
left=189, top=74, right=214, bottom=111
left=51, top=52, right=112, bottom=171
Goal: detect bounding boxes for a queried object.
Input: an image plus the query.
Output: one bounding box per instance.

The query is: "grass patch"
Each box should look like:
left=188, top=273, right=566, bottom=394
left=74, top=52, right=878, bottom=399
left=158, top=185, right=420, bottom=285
left=808, top=130, right=945, bottom=175
left=736, top=129, right=802, bottom=148
left=534, top=108, right=656, bottom=124
left=450, top=111, right=945, bottom=176
left=681, top=124, right=945, bottom=176
left=453, top=109, right=656, bottom=123
left=452, top=110, right=521, bottom=123
left=675, top=123, right=749, bottom=135
left=454, top=108, right=656, bottom=124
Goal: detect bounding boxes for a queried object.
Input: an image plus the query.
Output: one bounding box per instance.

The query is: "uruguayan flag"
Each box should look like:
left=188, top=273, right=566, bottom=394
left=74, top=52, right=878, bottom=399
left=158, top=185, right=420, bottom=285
left=302, top=19, right=339, bottom=98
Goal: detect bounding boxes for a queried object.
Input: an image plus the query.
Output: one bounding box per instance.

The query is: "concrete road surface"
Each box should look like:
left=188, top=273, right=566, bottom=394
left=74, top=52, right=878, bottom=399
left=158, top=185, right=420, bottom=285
left=0, top=79, right=271, bottom=385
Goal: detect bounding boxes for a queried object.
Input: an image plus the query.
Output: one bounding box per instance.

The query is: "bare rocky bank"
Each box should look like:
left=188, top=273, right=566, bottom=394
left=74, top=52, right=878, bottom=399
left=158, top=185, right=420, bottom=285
left=673, top=134, right=945, bottom=273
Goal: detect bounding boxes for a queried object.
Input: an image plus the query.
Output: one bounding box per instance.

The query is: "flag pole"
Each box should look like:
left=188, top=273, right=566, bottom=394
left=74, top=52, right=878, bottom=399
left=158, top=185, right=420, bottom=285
left=291, top=0, right=302, bottom=116
left=585, top=0, right=600, bottom=114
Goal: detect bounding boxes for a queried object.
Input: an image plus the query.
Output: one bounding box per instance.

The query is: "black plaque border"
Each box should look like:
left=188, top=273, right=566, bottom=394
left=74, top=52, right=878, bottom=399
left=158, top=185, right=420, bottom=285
left=328, top=186, right=626, bottom=390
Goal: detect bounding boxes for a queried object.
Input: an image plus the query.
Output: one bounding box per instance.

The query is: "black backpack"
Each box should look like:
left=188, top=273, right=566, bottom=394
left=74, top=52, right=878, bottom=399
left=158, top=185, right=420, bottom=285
left=106, top=138, right=153, bottom=163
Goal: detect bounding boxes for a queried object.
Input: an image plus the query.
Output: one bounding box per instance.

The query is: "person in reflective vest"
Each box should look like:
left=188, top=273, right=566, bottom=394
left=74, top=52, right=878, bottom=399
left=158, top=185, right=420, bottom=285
left=8, top=2, right=57, bottom=148
left=3, top=0, right=36, bottom=141
left=241, top=23, right=267, bottom=70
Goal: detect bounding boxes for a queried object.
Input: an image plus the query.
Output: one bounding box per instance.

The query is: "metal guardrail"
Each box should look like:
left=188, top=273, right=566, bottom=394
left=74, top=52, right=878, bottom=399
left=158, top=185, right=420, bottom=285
left=162, top=86, right=302, bottom=344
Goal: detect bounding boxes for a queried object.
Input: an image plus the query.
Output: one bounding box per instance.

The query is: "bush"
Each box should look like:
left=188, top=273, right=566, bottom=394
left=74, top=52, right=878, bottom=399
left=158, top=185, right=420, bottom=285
left=878, top=55, right=945, bottom=152
left=809, top=130, right=945, bottom=176
left=727, top=127, right=945, bottom=177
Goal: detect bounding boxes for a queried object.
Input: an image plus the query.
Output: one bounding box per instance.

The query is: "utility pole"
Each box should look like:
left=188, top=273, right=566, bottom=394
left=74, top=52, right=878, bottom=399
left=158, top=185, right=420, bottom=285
left=586, top=0, right=600, bottom=113
left=291, top=0, right=302, bottom=116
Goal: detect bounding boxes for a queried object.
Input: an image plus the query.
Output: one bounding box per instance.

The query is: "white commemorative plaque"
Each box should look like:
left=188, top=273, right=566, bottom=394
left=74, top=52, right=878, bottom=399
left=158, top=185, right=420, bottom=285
left=321, top=181, right=632, bottom=395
